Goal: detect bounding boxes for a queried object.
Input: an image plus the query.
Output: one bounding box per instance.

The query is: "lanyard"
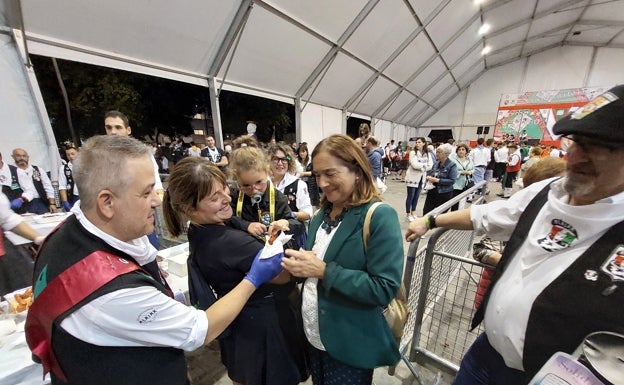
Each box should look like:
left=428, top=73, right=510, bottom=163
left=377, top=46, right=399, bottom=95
left=236, top=180, right=275, bottom=223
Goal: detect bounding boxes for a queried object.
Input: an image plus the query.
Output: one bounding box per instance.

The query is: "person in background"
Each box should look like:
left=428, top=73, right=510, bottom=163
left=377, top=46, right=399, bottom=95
left=59, top=145, right=79, bottom=212
left=498, top=142, right=521, bottom=198
left=25, top=135, right=284, bottom=385
left=423, top=143, right=458, bottom=215
left=358, top=123, right=371, bottom=150
left=282, top=134, right=403, bottom=385
left=470, top=137, right=491, bottom=199
left=484, top=138, right=496, bottom=194
left=228, top=146, right=304, bottom=243
left=186, top=141, right=201, bottom=157
left=1, top=151, right=25, bottom=210
left=162, top=157, right=308, bottom=385
left=10, top=148, right=58, bottom=214
left=201, top=135, right=229, bottom=173
left=365, top=136, right=384, bottom=182
left=451, top=143, right=474, bottom=211
left=493, top=142, right=508, bottom=182
left=406, top=84, right=624, bottom=384
left=104, top=110, right=163, bottom=250
left=267, top=143, right=313, bottom=245
left=396, top=145, right=411, bottom=181
left=520, top=146, right=543, bottom=174
left=521, top=156, right=566, bottom=189
left=404, top=138, right=432, bottom=222
left=297, top=143, right=320, bottom=208
left=0, top=191, right=45, bottom=295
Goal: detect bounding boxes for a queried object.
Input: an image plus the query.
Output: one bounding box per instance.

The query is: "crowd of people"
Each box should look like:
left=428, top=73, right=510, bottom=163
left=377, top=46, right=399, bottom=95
left=2, top=84, right=621, bottom=385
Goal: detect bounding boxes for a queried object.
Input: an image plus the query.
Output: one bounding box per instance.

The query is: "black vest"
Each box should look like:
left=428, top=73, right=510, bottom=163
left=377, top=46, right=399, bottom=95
left=63, top=163, right=75, bottom=197
left=33, top=216, right=188, bottom=385
left=283, top=179, right=299, bottom=213
left=472, top=183, right=624, bottom=379
left=30, top=165, right=48, bottom=202
left=2, top=165, right=24, bottom=202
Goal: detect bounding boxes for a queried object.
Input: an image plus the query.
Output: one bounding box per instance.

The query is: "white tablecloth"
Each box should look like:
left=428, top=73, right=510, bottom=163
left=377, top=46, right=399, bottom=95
left=0, top=243, right=189, bottom=385
left=5, top=213, right=72, bottom=246
left=0, top=319, right=50, bottom=385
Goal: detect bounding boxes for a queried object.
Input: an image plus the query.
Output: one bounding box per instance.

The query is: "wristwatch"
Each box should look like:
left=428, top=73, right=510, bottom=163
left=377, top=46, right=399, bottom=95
left=426, top=214, right=438, bottom=230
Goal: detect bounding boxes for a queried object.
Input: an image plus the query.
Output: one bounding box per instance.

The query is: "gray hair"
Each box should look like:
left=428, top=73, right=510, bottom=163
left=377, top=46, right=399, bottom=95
left=73, top=135, right=152, bottom=210
left=437, top=143, right=454, bottom=156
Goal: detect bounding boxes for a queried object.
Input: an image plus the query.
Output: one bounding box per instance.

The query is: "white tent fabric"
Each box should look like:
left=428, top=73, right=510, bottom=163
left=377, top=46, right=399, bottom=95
left=1, top=0, right=624, bottom=169
left=0, top=32, right=56, bottom=174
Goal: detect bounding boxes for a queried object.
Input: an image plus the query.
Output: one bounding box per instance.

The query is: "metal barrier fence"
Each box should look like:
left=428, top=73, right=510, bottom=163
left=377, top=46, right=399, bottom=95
left=396, top=182, right=492, bottom=385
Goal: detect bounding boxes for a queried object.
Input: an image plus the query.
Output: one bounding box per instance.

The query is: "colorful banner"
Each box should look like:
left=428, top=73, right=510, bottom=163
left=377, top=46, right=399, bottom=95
left=494, top=86, right=610, bottom=142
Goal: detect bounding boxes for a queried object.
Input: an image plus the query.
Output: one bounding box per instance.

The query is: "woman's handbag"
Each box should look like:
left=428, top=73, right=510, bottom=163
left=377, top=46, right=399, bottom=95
left=363, top=202, right=409, bottom=339
left=375, top=176, right=387, bottom=194
left=465, top=175, right=475, bottom=189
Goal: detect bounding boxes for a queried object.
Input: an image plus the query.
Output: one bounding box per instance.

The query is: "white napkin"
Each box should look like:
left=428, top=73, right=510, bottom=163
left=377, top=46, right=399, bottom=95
left=259, top=231, right=292, bottom=259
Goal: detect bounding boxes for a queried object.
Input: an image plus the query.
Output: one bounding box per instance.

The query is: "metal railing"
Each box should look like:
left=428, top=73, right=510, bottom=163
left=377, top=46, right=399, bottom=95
left=395, top=181, right=491, bottom=384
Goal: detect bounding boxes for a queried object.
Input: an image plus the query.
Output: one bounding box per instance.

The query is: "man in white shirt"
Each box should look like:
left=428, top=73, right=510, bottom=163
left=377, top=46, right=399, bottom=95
left=200, top=135, right=229, bottom=172
left=469, top=138, right=491, bottom=197
left=406, top=84, right=624, bottom=384
left=11, top=148, right=57, bottom=214
left=25, top=135, right=283, bottom=385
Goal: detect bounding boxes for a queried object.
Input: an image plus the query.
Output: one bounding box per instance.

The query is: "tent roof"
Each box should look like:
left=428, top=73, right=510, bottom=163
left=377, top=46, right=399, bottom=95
left=4, top=0, right=624, bottom=127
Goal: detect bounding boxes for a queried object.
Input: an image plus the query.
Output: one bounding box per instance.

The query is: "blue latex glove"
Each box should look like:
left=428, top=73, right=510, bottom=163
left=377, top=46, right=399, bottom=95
left=245, top=249, right=284, bottom=288
left=10, top=198, right=23, bottom=210
left=62, top=201, right=72, bottom=212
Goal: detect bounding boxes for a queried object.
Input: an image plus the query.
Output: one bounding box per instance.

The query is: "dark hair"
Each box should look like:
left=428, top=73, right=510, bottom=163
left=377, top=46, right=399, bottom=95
left=297, top=142, right=310, bottom=165
left=477, top=137, right=485, bottom=145
left=104, top=110, right=130, bottom=127
left=312, top=134, right=380, bottom=209
left=162, top=157, right=228, bottom=237
left=456, top=143, right=470, bottom=154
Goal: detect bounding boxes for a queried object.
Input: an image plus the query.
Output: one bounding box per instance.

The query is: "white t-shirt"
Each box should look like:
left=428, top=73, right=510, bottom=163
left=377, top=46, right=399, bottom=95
left=471, top=177, right=624, bottom=370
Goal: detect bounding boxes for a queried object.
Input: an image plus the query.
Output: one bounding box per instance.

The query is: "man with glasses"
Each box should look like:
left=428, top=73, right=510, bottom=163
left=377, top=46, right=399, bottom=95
left=406, top=85, right=624, bottom=384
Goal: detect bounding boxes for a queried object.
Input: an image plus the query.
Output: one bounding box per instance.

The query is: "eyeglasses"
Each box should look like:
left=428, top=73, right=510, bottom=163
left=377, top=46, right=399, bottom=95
left=271, top=156, right=290, bottom=164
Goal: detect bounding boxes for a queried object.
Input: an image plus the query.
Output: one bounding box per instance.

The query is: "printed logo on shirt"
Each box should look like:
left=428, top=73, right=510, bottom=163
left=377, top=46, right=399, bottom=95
left=601, top=245, right=624, bottom=282
left=137, top=307, right=158, bottom=324
left=537, top=219, right=578, bottom=252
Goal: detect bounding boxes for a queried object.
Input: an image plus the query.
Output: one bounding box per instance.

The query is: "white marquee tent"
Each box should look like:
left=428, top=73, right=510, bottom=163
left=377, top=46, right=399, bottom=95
left=1, top=0, right=624, bottom=178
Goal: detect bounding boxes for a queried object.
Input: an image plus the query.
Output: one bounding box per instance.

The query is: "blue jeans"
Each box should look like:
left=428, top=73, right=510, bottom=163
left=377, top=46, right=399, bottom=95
left=405, top=180, right=423, bottom=213
left=453, top=333, right=527, bottom=385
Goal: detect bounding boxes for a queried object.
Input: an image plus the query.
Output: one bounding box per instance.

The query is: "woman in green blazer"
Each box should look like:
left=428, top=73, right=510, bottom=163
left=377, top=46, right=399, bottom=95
left=283, top=134, right=404, bottom=385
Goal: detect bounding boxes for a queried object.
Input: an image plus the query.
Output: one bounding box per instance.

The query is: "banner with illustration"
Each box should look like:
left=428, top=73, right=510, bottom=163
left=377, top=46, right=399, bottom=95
left=494, top=86, right=611, bottom=143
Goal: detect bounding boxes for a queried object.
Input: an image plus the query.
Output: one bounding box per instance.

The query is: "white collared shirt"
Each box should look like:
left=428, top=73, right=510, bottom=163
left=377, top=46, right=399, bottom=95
left=470, top=177, right=624, bottom=370
left=59, top=203, right=207, bottom=351
left=16, top=164, right=55, bottom=201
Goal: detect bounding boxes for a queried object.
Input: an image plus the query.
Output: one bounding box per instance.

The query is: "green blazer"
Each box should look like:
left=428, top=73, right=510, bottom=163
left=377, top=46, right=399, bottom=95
left=306, top=201, right=403, bottom=369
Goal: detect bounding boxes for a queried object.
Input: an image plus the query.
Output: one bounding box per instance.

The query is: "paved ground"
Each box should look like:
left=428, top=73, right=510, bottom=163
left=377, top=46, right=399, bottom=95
left=180, top=175, right=510, bottom=385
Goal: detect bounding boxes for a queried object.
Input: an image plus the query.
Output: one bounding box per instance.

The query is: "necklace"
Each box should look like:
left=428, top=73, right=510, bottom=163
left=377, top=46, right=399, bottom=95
left=321, top=205, right=347, bottom=234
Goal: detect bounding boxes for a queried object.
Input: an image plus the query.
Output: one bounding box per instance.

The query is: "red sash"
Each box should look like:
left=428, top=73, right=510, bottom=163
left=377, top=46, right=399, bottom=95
left=25, top=251, right=141, bottom=381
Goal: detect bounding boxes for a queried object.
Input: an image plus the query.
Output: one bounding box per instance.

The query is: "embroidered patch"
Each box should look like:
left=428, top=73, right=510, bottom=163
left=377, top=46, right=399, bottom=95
left=537, top=219, right=578, bottom=252
left=584, top=269, right=598, bottom=281
left=600, top=245, right=624, bottom=282
left=570, top=91, right=618, bottom=120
